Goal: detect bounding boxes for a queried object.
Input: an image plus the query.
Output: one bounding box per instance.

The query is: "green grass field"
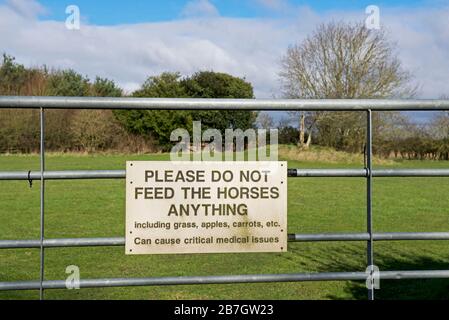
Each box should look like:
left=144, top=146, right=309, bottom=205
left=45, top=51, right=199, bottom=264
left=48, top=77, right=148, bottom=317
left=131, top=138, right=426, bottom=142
left=0, top=153, right=448, bottom=300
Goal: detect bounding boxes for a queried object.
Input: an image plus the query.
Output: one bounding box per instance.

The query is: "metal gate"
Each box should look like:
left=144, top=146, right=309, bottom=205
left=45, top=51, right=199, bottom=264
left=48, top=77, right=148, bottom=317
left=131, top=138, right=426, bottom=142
left=1, top=96, right=449, bottom=300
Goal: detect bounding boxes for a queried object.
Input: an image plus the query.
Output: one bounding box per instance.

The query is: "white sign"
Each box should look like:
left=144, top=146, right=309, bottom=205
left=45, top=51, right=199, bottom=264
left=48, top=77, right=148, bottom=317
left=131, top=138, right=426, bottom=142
left=126, top=161, right=287, bottom=255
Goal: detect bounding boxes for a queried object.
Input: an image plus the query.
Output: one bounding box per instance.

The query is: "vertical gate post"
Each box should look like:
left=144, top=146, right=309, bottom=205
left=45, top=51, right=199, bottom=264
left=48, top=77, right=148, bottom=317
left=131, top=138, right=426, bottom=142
left=39, top=108, right=45, bottom=300
left=366, top=109, right=374, bottom=300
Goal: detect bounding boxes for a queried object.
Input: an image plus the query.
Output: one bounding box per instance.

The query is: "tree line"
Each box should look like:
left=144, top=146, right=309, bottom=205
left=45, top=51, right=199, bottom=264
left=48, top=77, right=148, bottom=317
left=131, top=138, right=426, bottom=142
left=273, top=112, right=449, bottom=160
left=0, top=21, right=448, bottom=159
left=276, top=21, right=448, bottom=160
left=0, top=54, right=256, bottom=153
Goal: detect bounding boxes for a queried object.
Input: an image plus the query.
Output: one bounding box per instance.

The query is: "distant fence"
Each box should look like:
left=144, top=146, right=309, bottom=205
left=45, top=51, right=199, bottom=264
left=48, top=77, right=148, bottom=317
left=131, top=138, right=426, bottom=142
left=1, top=96, right=449, bottom=300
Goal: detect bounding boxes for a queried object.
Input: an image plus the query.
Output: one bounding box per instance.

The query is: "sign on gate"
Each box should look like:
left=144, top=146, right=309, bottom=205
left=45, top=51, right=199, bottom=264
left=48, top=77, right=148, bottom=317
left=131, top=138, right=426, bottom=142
left=125, top=161, right=287, bottom=255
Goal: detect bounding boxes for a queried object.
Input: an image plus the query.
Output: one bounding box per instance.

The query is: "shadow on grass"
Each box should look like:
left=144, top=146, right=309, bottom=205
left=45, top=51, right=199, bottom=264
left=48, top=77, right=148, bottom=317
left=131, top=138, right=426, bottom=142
left=293, top=243, right=449, bottom=300
left=339, top=256, right=449, bottom=300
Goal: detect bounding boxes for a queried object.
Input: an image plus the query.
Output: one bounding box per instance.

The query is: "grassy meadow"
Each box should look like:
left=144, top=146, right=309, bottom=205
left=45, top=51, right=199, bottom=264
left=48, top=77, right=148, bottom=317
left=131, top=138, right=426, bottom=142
left=0, top=150, right=448, bottom=300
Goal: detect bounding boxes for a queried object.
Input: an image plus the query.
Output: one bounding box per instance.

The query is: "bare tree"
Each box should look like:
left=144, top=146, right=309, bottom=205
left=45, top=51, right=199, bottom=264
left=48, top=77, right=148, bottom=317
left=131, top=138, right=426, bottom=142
left=279, top=21, right=416, bottom=150
left=431, top=112, right=449, bottom=140
left=256, top=112, right=274, bottom=130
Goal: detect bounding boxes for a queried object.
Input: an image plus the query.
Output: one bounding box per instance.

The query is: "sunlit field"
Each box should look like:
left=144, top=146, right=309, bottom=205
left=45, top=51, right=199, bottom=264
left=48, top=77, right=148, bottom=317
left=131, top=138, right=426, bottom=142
left=0, top=153, right=448, bottom=300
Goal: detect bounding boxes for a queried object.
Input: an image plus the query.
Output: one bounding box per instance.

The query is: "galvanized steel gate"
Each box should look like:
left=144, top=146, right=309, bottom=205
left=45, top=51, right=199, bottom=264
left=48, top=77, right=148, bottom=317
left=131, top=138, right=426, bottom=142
left=1, top=96, right=449, bottom=300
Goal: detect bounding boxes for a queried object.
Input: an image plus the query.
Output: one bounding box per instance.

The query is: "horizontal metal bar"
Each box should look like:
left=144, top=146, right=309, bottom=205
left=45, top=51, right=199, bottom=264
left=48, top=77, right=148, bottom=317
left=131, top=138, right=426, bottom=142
left=289, top=169, right=449, bottom=177
left=374, top=232, right=449, bottom=240
left=373, top=169, right=449, bottom=177
left=289, top=169, right=367, bottom=177
left=290, top=232, right=449, bottom=241
left=2, top=169, right=449, bottom=181
left=0, top=170, right=125, bottom=180
left=0, top=273, right=367, bottom=291
left=2, top=232, right=449, bottom=249
left=1, top=270, right=449, bottom=291
left=290, top=233, right=370, bottom=241
left=0, top=237, right=124, bottom=249
left=1, top=96, right=449, bottom=111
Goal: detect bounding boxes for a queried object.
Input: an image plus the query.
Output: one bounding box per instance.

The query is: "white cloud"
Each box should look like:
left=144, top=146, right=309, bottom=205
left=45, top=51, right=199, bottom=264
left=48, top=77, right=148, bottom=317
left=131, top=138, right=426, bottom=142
left=6, top=0, right=46, bottom=18
left=255, top=0, right=290, bottom=11
left=181, top=0, right=219, bottom=18
left=0, top=1, right=448, bottom=99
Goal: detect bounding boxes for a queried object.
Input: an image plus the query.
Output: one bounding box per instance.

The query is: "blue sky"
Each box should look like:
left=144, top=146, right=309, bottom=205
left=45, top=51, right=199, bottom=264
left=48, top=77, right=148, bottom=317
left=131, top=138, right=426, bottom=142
left=15, top=0, right=447, bottom=24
